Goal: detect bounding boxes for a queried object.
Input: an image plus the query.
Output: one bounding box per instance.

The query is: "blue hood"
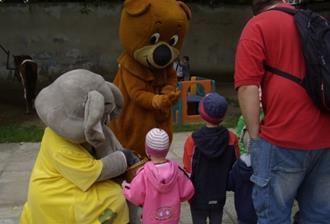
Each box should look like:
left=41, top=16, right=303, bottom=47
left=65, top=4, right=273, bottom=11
left=192, top=126, right=228, bottom=159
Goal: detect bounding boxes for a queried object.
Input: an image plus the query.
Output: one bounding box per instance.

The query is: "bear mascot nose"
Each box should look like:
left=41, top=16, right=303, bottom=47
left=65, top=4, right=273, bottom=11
left=153, top=44, right=172, bottom=66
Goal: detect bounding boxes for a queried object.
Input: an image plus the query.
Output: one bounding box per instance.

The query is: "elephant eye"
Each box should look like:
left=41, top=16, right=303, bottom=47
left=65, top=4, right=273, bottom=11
left=104, top=102, right=113, bottom=113
left=169, top=34, right=179, bottom=46
left=149, top=33, right=160, bottom=44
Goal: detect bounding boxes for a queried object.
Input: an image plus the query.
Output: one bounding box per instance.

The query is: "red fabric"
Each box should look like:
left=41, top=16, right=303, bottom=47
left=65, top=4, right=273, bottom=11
left=183, top=135, right=195, bottom=174
left=235, top=3, right=330, bottom=150
left=182, top=131, right=240, bottom=174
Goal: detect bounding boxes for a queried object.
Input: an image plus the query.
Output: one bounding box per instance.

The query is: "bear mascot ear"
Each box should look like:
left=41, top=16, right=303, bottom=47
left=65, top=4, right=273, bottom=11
left=177, top=1, right=192, bottom=20
left=106, top=82, right=124, bottom=120
left=84, top=90, right=106, bottom=147
left=124, top=0, right=151, bottom=16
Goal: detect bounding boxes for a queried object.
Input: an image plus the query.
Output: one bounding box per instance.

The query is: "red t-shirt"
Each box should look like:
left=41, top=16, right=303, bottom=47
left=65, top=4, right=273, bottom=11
left=234, top=3, right=330, bottom=150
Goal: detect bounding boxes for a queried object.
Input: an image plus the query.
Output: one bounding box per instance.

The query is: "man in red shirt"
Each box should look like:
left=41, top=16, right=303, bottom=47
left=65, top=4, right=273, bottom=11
left=235, top=0, right=330, bottom=223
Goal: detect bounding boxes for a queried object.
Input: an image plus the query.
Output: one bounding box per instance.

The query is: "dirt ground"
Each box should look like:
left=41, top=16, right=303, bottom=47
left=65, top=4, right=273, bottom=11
left=0, top=78, right=239, bottom=128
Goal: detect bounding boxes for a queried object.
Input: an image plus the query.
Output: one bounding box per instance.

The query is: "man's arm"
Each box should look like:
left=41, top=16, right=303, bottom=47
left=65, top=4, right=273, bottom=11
left=237, top=85, right=260, bottom=139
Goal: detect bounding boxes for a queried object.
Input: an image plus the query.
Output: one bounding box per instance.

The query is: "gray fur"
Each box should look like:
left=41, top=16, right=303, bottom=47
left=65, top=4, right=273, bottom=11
left=35, top=69, right=127, bottom=181
left=98, top=151, right=127, bottom=181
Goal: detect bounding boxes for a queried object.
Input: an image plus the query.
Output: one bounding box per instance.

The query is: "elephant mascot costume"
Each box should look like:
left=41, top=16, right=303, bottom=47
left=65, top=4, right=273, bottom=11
left=20, top=69, right=138, bottom=224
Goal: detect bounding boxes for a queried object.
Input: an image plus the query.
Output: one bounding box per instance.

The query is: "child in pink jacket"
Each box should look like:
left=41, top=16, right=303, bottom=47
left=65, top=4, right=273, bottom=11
left=122, top=128, right=195, bottom=224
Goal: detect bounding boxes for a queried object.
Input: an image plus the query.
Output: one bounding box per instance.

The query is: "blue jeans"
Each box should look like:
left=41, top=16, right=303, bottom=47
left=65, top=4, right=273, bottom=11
left=250, top=137, right=330, bottom=224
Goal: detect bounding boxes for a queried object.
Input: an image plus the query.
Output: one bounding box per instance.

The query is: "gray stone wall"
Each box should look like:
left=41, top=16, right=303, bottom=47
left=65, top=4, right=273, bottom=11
left=0, top=2, right=252, bottom=82
left=183, top=4, right=252, bottom=80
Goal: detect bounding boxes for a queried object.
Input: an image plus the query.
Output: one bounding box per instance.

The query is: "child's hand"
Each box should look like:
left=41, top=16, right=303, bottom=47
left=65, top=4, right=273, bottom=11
left=122, top=180, right=130, bottom=189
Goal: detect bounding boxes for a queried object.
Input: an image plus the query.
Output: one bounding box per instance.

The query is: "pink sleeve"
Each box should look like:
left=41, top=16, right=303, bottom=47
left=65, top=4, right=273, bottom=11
left=123, top=171, right=146, bottom=206
left=178, top=169, right=195, bottom=202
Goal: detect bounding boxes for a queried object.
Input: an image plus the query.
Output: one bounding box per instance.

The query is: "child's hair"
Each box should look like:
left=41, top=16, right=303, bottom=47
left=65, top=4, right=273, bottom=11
left=145, top=128, right=169, bottom=157
left=199, top=92, right=228, bottom=125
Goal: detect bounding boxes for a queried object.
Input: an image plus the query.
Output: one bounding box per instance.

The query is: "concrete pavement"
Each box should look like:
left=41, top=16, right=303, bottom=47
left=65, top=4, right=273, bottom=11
left=0, top=143, right=37, bottom=224
left=0, top=132, right=238, bottom=224
left=0, top=132, right=297, bottom=224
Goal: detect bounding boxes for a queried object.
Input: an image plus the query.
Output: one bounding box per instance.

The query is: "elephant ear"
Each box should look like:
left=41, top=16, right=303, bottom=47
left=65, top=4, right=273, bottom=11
left=124, top=0, right=151, bottom=17
left=106, top=82, right=124, bottom=120
left=84, top=90, right=105, bottom=147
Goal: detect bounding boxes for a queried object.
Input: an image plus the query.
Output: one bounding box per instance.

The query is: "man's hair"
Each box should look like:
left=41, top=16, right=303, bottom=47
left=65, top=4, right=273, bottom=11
left=252, top=0, right=282, bottom=15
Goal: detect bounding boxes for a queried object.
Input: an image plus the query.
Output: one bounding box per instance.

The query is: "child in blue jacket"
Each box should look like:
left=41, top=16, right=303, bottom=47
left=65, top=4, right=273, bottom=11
left=227, top=127, right=257, bottom=224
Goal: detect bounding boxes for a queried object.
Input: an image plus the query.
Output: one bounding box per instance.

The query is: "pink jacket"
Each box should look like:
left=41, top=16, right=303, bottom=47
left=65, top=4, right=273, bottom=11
left=123, top=160, right=194, bottom=224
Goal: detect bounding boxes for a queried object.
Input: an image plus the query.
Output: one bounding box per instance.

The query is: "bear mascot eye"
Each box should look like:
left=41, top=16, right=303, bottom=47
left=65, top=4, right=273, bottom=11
left=149, top=33, right=160, bottom=44
left=169, top=34, right=179, bottom=46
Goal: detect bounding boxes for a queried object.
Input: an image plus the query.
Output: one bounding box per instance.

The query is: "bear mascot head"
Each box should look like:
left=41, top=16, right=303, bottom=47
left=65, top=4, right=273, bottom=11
left=20, top=69, right=142, bottom=224
left=111, top=0, right=191, bottom=157
left=119, top=0, right=191, bottom=69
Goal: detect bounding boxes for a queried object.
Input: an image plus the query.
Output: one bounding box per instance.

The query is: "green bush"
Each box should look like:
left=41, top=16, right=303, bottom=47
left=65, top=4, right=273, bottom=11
left=0, top=124, right=44, bottom=143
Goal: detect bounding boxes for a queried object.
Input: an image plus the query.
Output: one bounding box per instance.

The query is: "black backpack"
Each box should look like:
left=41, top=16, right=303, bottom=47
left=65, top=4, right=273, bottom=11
left=265, top=7, right=330, bottom=112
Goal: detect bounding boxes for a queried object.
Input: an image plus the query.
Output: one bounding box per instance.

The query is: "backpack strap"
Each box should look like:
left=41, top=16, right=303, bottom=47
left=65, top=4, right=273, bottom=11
left=264, top=7, right=305, bottom=87
left=268, top=7, right=297, bottom=15
left=264, top=64, right=304, bottom=86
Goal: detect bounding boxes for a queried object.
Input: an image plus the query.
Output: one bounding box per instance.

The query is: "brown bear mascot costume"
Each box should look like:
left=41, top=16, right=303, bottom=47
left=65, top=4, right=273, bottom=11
left=111, top=0, right=191, bottom=158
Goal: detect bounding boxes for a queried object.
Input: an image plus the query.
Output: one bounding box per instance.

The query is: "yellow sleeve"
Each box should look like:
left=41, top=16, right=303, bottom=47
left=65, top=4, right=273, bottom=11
left=51, top=145, right=103, bottom=192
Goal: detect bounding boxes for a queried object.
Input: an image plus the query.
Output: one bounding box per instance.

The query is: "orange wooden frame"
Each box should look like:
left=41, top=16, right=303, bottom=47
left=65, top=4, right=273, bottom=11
left=180, top=79, right=214, bottom=124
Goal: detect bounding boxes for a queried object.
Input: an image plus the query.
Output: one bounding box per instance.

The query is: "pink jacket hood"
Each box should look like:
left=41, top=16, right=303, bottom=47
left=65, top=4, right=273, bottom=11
left=144, top=160, right=178, bottom=193
left=123, top=160, right=194, bottom=224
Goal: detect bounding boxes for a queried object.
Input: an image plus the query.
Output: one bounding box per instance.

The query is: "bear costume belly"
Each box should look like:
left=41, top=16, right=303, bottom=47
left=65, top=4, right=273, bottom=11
left=111, top=53, right=177, bottom=156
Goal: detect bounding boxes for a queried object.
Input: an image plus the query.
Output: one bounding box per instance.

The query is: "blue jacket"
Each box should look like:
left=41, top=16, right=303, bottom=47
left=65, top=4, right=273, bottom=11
left=190, top=126, right=237, bottom=211
left=228, top=157, right=257, bottom=224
